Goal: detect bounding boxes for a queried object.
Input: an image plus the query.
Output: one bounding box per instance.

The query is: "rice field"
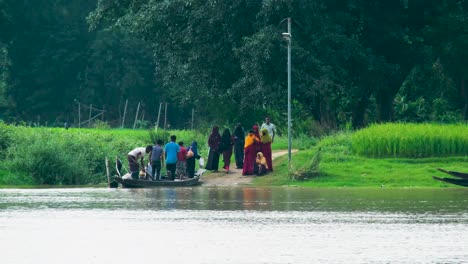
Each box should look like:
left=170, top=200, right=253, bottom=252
left=351, top=123, right=468, bottom=158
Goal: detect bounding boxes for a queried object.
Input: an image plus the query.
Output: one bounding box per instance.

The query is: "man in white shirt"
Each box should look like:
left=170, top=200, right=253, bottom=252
left=127, top=145, right=153, bottom=179
left=261, top=117, right=276, bottom=143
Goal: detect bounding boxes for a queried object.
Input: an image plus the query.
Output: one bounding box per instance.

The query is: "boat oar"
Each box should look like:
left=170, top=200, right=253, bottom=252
left=137, top=162, right=154, bottom=181
left=128, top=155, right=154, bottom=181
left=143, top=168, right=155, bottom=181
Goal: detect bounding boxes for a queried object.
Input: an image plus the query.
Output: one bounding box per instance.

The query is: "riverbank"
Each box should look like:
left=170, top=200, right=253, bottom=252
left=200, top=150, right=297, bottom=186
left=253, top=138, right=467, bottom=188
left=0, top=123, right=466, bottom=187
left=201, top=148, right=467, bottom=188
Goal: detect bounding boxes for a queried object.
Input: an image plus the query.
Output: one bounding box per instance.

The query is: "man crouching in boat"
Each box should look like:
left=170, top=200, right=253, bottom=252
left=127, top=146, right=153, bottom=180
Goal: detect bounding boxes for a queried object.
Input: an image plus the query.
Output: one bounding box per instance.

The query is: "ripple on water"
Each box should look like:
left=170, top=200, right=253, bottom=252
left=0, top=188, right=467, bottom=264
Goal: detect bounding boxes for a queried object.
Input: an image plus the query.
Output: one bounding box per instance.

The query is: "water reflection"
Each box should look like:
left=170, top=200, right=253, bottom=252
left=1, top=187, right=468, bottom=264
left=1, top=187, right=467, bottom=214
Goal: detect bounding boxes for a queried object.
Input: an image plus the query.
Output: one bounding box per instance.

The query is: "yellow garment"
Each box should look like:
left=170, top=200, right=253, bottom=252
left=260, top=128, right=272, bottom=143
left=256, top=152, right=268, bottom=169
left=244, top=133, right=259, bottom=149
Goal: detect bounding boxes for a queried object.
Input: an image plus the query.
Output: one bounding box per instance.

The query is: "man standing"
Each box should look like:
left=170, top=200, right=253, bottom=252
left=151, top=139, right=164, bottom=181
left=261, top=117, right=276, bottom=143
left=164, top=135, right=180, bottom=181
left=127, top=145, right=153, bottom=179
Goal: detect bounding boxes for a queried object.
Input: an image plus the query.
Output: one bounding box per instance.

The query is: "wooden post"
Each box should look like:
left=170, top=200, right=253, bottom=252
left=78, top=102, right=81, bottom=128
left=191, top=108, right=194, bottom=130
left=121, top=99, right=128, bottom=128
left=164, top=102, right=168, bottom=133
left=133, top=102, right=141, bottom=129
left=155, top=102, right=162, bottom=133
left=105, top=156, right=110, bottom=185
left=89, top=104, right=92, bottom=127
left=140, top=110, right=145, bottom=129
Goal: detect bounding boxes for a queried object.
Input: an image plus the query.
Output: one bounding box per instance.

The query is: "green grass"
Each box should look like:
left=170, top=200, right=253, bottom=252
left=255, top=125, right=468, bottom=187
left=309, top=155, right=467, bottom=187
left=0, top=123, right=299, bottom=186
left=352, top=123, right=468, bottom=158
left=271, top=133, right=318, bottom=151
left=1, top=122, right=467, bottom=187
left=0, top=123, right=209, bottom=185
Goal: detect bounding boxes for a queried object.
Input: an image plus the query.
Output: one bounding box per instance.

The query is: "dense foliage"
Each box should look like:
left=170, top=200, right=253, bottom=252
left=0, top=122, right=207, bottom=185
left=1, top=0, right=467, bottom=134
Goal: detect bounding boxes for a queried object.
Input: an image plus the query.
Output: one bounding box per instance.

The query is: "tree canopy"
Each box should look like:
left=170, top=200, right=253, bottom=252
left=1, top=0, right=467, bottom=134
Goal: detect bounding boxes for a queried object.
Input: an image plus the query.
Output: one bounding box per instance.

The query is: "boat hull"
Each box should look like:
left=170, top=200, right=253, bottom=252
left=114, top=176, right=200, bottom=188
left=437, top=168, right=468, bottom=179
left=433, top=176, right=468, bottom=187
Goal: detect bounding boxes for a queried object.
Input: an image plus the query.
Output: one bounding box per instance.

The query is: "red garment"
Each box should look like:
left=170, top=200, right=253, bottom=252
left=177, top=147, right=187, bottom=161
left=242, top=143, right=255, bottom=175
left=261, top=142, right=273, bottom=171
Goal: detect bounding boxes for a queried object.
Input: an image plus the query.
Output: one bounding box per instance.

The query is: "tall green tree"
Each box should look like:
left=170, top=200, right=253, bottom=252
left=2, top=0, right=466, bottom=130
left=89, top=0, right=263, bottom=125
left=427, top=0, right=468, bottom=120
left=4, top=0, right=96, bottom=123
left=81, top=29, right=157, bottom=126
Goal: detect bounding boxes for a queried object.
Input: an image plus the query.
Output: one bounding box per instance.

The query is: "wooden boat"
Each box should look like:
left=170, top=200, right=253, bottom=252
left=437, top=168, right=468, bottom=179
left=114, top=176, right=200, bottom=188
left=432, top=176, right=468, bottom=187
left=111, top=157, right=205, bottom=188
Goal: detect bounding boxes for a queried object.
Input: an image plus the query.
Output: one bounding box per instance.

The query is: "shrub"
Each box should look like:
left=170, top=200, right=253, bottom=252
left=92, top=120, right=111, bottom=129
left=0, top=121, right=12, bottom=159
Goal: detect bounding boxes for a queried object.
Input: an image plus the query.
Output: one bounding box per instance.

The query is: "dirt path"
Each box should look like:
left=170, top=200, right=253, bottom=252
left=200, top=149, right=298, bottom=186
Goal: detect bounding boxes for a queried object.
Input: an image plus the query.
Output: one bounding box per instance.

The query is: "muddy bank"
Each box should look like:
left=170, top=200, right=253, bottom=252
left=200, top=150, right=296, bottom=186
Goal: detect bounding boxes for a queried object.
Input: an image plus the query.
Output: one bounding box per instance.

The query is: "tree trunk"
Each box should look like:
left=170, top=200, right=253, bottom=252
left=461, top=78, right=468, bottom=120
left=352, top=97, right=369, bottom=129
left=376, top=88, right=396, bottom=122
left=319, top=98, right=337, bottom=130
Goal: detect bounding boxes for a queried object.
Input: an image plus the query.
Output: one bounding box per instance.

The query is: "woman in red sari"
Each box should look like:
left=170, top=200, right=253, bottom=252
left=242, top=130, right=260, bottom=175
left=260, top=128, right=273, bottom=171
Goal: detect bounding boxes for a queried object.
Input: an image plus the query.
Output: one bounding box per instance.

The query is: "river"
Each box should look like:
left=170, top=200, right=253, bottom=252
left=1, top=187, right=467, bottom=264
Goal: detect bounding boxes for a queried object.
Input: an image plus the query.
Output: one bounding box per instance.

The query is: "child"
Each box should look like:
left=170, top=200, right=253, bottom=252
left=254, top=152, right=268, bottom=176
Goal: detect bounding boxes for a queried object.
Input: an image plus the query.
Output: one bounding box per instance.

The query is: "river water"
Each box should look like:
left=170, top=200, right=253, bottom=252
left=1, top=187, right=467, bottom=264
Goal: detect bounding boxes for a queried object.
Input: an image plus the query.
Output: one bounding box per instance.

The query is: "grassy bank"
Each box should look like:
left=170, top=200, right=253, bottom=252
left=255, top=123, right=468, bottom=187
left=1, top=122, right=466, bottom=187
left=0, top=121, right=318, bottom=186
left=0, top=123, right=207, bottom=185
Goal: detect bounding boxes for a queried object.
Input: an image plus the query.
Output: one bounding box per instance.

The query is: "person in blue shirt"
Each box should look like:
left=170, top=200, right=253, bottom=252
left=150, top=139, right=165, bottom=181
left=164, top=135, right=180, bottom=180
left=186, top=140, right=200, bottom=178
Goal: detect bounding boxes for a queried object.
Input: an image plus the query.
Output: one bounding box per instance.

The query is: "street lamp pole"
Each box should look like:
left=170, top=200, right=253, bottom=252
left=283, top=18, right=292, bottom=174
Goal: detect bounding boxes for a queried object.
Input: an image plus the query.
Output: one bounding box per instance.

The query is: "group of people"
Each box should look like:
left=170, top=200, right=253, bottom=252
left=125, top=117, right=276, bottom=180
left=205, top=117, right=276, bottom=176
left=126, top=135, right=200, bottom=181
